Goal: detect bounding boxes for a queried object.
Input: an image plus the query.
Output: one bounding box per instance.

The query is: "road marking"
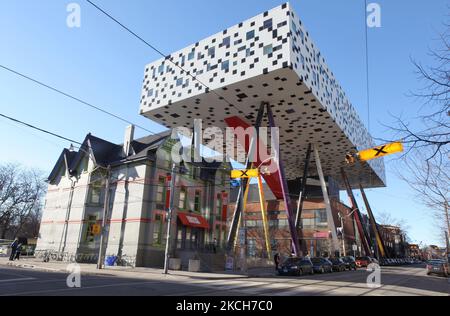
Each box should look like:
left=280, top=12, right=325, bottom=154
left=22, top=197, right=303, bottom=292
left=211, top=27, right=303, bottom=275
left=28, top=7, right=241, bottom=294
left=1, top=280, right=160, bottom=296
left=0, top=277, right=36, bottom=283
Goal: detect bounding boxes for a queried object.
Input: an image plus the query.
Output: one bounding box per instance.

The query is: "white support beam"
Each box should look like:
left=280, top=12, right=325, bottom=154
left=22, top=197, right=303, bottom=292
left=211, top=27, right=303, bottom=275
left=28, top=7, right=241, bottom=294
left=313, top=144, right=340, bottom=255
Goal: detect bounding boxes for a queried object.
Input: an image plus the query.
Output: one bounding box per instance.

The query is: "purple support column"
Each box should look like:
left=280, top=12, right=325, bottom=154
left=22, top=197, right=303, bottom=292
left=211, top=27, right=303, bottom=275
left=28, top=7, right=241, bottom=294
left=266, top=104, right=301, bottom=256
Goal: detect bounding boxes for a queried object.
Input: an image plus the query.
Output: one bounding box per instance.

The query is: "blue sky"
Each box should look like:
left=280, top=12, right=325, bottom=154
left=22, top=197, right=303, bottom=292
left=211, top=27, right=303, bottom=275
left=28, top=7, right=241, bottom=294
left=0, top=0, right=447, bottom=246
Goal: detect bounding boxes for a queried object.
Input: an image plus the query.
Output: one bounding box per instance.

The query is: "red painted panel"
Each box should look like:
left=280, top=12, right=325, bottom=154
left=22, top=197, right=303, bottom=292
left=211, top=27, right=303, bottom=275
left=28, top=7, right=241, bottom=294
left=225, top=116, right=284, bottom=199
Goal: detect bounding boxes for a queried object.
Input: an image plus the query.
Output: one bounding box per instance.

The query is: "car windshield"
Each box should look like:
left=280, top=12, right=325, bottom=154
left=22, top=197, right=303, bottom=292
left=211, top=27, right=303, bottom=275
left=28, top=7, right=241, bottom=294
left=283, top=258, right=299, bottom=265
left=311, top=258, right=322, bottom=264
left=330, top=258, right=339, bottom=263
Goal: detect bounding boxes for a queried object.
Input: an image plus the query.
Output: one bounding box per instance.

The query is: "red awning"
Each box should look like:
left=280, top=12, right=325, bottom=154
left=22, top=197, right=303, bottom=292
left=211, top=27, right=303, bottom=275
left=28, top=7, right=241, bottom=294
left=178, top=212, right=210, bottom=229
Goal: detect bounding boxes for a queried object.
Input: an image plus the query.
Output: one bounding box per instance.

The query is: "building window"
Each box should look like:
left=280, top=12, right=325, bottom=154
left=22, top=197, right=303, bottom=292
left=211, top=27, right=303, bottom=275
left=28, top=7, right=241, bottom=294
left=216, top=193, right=222, bottom=220
left=188, top=50, right=195, bottom=61
left=315, top=209, right=327, bottom=227
left=176, top=78, right=183, bottom=86
left=83, top=215, right=97, bottom=244
left=179, top=187, right=187, bottom=209
left=263, top=19, right=273, bottom=29
left=246, top=30, right=255, bottom=40
left=221, top=60, right=229, bottom=71
left=208, top=46, right=215, bottom=57
left=194, top=190, right=201, bottom=213
left=88, top=182, right=104, bottom=206
left=302, top=218, right=314, bottom=228
left=222, top=36, right=230, bottom=46
left=156, top=176, right=166, bottom=205
left=153, top=214, right=164, bottom=246
left=147, top=89, right=154, bottom=97
left=263, top=44, right=273, bottom=55
left=158, top=63, right=164, bottom=74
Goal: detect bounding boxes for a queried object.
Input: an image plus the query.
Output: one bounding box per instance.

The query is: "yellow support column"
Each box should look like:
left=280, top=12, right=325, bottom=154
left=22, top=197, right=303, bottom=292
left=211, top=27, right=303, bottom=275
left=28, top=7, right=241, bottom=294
left=257, top=174, right=272, bottom=259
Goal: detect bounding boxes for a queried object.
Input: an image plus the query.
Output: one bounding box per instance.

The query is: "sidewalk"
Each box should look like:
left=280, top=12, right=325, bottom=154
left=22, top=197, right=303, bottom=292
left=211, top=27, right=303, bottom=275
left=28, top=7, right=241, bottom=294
left=0, top=256, right=275, bottom=280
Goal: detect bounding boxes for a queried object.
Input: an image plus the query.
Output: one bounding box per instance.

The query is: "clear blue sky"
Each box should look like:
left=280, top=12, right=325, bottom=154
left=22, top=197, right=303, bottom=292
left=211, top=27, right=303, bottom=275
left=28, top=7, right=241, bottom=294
left=0, top=0, right=447, bottom=246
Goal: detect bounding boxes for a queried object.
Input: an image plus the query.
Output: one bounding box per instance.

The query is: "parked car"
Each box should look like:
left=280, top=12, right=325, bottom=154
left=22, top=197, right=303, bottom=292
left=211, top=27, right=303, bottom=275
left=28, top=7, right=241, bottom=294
left=426, top=259, right=449, bottom=277
left=355, top=256, right=372, bottom=268
left=341, top=256, right=357, bottom=270
left=311, top=257, right=333, bottom=273
left=329, top=258, right=346, bottom=272
left=278, top=257, right=314, bottom=276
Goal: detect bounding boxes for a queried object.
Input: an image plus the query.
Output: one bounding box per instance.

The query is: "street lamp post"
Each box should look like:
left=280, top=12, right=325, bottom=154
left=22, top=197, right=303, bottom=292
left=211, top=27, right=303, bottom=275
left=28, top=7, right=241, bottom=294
left=338, top=212, right=346, bottom=256
left=97, top=165, right=111, bottom=270
left=163, top=163, right=177, bottom=275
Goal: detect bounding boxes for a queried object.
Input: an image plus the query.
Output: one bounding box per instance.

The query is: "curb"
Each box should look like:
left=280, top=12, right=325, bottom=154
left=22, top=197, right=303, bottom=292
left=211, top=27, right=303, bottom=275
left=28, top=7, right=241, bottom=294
left=1, top=260, right=257, bottom=279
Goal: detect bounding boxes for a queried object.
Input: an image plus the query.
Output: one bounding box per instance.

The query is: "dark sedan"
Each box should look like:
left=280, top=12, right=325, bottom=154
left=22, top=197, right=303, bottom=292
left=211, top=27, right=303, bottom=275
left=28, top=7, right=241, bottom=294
left=311, top=257, right=333, bottom=273
left=278, top=257, right=314, bottom=276
left=329, top=257, right=346, bottom=272
left=426, top=259, right=449, bottom=277
left=341, top=256, right=357, bottom=270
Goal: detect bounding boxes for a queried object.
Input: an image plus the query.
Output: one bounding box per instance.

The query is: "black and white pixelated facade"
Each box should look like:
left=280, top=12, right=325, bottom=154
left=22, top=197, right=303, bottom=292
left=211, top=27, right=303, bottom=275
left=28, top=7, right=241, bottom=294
left=139, top=3, right=386, bottom=188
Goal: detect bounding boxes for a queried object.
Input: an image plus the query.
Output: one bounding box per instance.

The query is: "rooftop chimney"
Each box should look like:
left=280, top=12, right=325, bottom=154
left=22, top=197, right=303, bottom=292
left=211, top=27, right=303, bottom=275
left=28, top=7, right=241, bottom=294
left=123, top=125, right=135, bottom=157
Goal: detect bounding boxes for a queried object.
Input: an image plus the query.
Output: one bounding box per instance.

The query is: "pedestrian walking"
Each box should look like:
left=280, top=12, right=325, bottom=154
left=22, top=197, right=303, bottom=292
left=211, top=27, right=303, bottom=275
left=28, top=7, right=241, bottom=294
left=14, top=243, right=22, bottom=260
left=9, top=238, right=19, bottom=261
left=213, top=238, right=218, bottom=254
left=274, top=252, right=281, bottom=270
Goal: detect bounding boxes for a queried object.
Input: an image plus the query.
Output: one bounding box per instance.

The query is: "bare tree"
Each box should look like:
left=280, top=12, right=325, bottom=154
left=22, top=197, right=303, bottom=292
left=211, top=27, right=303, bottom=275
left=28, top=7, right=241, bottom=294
left=395, top=149, right=449, bottom=245
left=0, top=163, right=45, bottom=239
left=385, top=20, right=449, bottom=246
left=385, top=22, right=449, bottom=166
left=377, top=211, right=411, bottom=237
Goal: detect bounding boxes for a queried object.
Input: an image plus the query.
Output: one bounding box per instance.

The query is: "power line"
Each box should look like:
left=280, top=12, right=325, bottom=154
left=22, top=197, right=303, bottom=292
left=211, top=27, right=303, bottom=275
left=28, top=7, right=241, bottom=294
left=0, top=64, right=158, bottom=136
left=364, top=0, right=371, bottom=134
left=0, top=113, right=82, bottom=145
left=85, top=0, right=248, bottom=117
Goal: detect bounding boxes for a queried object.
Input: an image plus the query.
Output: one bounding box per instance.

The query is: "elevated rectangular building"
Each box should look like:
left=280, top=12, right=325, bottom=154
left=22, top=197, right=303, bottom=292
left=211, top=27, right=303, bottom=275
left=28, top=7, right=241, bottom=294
left=139, top=2, right=385, bottom=188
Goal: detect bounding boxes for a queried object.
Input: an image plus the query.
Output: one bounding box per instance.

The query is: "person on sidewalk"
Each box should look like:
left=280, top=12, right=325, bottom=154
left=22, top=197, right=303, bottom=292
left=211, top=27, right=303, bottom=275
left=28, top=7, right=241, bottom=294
left=9, top=238, right=19, bottom=261
left=274, top=252, right=281, bottom=271
left=14, top=243, right=22, bottom=261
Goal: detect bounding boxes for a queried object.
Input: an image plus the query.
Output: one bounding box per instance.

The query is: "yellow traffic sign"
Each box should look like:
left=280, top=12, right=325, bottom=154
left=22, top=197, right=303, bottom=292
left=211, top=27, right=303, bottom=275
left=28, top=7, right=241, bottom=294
left=231, top=169, right=259, bottom=179
left=91, top=224, right=101, bottom=236
left=358, top=142, right=404, bottom=161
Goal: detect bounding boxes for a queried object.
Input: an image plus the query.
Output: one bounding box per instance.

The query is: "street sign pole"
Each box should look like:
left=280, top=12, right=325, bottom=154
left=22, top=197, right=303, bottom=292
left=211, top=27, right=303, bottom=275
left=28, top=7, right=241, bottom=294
left=97, top=165, right=111, bottom=270
left=163, top=163, right=177, bottom=274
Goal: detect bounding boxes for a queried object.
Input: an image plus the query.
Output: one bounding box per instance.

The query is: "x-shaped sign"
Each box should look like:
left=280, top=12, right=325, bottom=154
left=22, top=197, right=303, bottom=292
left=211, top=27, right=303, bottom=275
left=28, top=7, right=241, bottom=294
left=373, top=146, right=388, bottom=157
left=231, top=169, right=259, bottom=179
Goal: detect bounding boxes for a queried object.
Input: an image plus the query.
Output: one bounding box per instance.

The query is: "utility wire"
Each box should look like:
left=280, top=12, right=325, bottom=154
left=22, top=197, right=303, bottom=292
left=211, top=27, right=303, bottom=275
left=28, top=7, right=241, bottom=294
left=85, top=0, right=247, bottom=117
left=0, top=113, right=82, bottom=145
left=364, top=0, right=371, bottom=134
left=0, top=64, right=158, bottom=135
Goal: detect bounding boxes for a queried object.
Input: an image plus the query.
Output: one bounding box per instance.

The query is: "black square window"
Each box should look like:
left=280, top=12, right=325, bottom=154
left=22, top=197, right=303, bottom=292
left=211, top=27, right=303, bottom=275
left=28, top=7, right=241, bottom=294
left=263, top=19, right=273, bottom=29
left=246, top=30, right=255, bottom=40
left=236, top=93, right=248, bottom=99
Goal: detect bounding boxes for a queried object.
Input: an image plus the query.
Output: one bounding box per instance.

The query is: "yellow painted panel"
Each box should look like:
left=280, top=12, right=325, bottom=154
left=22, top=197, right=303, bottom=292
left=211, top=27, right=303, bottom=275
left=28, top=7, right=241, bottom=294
left=358, top=142, right=404, bottom=161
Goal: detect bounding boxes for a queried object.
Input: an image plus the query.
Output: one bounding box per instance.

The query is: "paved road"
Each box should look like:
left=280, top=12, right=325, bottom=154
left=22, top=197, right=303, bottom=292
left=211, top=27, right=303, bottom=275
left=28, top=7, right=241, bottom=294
left=0, top=264, right=448, bottom=296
